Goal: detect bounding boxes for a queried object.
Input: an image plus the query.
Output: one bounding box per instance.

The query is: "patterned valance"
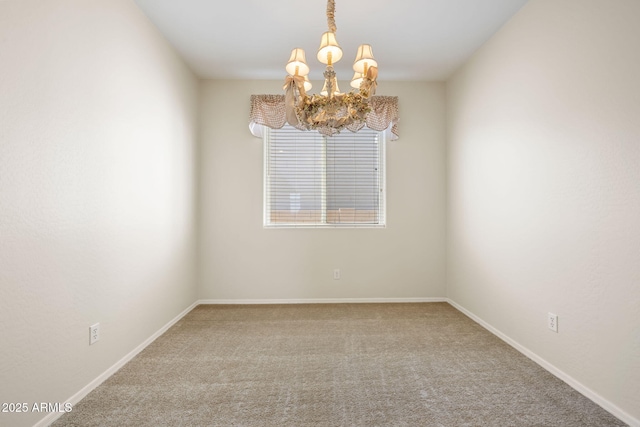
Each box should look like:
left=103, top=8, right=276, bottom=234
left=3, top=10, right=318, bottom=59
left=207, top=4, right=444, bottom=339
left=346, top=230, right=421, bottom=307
left=249, top=94, right=399, bottom=140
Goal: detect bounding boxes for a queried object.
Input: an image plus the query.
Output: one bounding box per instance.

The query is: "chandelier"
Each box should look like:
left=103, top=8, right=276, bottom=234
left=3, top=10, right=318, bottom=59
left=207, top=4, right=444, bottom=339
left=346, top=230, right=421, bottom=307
left=283, top=0, right=378, bottom=136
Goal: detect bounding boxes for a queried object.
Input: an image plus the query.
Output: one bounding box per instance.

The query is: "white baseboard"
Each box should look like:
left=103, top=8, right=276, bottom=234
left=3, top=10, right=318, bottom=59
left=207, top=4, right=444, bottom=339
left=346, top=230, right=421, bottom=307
left=198, top=297, right=447, bottom=305
left=446, top=299, right=639, bottom=427
left=34, top=301, right=199, bottom=427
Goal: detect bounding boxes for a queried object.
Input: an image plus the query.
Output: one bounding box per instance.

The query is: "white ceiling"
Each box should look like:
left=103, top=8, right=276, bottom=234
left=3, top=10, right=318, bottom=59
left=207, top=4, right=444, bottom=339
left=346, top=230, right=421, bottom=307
left=133, top=0, right=529, bottom=82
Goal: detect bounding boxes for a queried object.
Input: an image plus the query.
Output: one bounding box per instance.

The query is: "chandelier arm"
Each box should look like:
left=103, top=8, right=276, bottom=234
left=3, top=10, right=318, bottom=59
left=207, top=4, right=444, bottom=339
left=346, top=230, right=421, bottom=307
left=327, top=0, right=337, bottom=33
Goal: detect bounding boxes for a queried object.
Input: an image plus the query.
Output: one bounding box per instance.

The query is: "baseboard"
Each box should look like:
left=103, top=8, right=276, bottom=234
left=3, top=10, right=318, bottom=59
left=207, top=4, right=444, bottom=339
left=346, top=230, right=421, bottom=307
left=446, top=299, right=639, bottom=427
left=33, top=301, right=199, bottom=427
left=198, top=297, right=447, bottom=305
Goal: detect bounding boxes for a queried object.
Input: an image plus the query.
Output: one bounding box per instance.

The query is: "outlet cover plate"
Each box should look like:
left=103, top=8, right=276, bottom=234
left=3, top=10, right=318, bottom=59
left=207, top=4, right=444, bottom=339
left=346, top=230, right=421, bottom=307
left=90, top=323, right=100, bottom=345
left=548, top=313, right=558, bottom=333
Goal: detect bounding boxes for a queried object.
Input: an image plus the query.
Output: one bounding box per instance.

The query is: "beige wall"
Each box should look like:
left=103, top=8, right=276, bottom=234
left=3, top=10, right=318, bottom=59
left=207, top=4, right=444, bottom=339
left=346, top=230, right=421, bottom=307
left=199, top=80, right=446, bottom=301
left=3, top=0, right=637, bottom=425
left=446, top=0, right=640, bottom=423
left=0, top=1, right=199, bottom=426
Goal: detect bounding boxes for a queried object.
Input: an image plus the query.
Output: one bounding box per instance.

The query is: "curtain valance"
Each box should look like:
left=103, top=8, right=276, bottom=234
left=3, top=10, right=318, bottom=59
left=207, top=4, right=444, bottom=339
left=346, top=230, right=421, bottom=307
left=249, top=94, right=399, bottom=140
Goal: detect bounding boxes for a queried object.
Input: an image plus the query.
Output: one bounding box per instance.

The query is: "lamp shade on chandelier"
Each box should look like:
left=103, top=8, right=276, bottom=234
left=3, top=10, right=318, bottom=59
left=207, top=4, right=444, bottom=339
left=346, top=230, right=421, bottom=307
left=283, top=0, right=378, bottom=136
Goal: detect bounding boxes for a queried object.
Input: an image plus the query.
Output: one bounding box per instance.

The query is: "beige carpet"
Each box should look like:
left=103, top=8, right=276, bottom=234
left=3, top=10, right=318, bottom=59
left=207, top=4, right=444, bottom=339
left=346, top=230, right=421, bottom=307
left=52, top=303, right=626, bottom=426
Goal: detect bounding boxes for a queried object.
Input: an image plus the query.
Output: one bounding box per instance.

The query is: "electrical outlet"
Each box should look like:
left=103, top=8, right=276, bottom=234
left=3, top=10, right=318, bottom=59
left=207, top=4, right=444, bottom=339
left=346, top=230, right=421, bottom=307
left=548, top=313, right=558, bottom=333
left=90, top=323, right=100, bottom=345
left=333, top=269, right=341, bottom=280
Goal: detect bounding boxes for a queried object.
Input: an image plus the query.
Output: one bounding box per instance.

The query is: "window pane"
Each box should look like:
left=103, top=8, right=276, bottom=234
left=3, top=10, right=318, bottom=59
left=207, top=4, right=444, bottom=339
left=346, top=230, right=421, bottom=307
left=265, top=126, right=384, bottom=228
left=326, top=129, right=380, bottom=224
left=267, top=128, right=323, bottom=224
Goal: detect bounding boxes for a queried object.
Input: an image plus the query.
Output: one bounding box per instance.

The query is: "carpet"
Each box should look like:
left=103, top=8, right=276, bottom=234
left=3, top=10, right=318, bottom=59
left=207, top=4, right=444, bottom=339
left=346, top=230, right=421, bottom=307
left=52, top=303, right=626, bottom=426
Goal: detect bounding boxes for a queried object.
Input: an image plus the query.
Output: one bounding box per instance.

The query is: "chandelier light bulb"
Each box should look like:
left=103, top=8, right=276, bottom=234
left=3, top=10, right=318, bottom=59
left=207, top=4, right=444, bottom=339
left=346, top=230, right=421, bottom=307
left=285, top=48, right=310, bottom=76
left=303, top=75, right=313, bottom=92
left=350, top=72, right=363, bottom=89
left=321, top=78, right=341, bottom=96
left=353, top=44, right=377, bottom=74
left=317, top=32, right=343, bottom=65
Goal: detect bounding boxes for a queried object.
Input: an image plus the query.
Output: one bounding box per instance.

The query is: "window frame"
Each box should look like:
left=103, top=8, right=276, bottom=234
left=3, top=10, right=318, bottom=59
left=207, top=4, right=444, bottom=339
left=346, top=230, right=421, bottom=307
left=263, top=126, right=386, bottom=229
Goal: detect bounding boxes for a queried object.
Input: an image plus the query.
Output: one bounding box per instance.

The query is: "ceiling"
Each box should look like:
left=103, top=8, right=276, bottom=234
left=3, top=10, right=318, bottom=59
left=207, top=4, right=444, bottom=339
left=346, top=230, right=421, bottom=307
left=133, top=0, right=529, bottom=83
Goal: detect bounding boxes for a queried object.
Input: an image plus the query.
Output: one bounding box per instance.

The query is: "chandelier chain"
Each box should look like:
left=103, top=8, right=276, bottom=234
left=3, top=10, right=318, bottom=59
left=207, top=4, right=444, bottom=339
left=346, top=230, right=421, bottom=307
left=327, top=0, right=337, bottom=33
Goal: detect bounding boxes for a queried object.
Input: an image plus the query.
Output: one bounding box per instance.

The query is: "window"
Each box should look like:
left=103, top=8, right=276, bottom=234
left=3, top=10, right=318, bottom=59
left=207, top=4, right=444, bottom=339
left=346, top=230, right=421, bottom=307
left=264, top=125, right=386, bottom=228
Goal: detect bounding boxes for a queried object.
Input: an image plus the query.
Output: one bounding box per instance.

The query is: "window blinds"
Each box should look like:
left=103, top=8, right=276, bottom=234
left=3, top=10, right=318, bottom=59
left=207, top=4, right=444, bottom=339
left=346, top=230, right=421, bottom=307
left=264, top=126, right=385, bottom=228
